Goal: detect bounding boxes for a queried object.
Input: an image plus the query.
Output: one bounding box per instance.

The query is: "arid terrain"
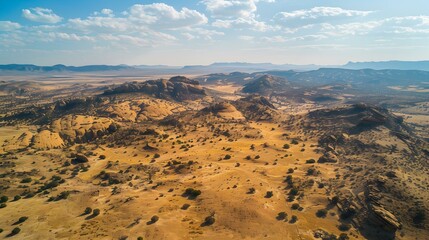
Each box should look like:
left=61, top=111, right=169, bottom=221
left=0, top=69, right=428, bottom=240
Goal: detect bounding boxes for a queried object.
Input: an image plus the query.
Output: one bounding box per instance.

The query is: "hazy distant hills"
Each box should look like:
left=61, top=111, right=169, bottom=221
left=0, top=64, right=131, bottom=72
left=1, top=60, right=429, bottom=74
left=344, top=60, right=429, bottom=71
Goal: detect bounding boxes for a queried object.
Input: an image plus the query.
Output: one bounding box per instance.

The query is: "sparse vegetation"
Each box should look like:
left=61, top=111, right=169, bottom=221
left=316, top=209, right=328, bottom=218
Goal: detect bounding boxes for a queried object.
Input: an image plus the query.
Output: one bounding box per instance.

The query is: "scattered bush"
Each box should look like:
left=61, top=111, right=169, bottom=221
left=203, top=214, right=215, bottom=226
left=316, top=209, right=328, bottom=218
left=150, top=215, right=159, bottom=223
left=412, top=207, right=426, bottom=225
left=283, top=144, right=290, bottom=149
left=20, top=178, right=32, bottom=183
left=331, top=196, right=339, bottom=205
left=287, top=168, right=294, bottom=174
left=339, top=233, right=349, bottom=240
left=265, top=191, right=273, bottom=198
left=84, top=207, right=92, bottom=215
left=247, top=187, right=256, bottom=194
left=17, top=216, right=28, bottom=224
left=290, top=215, right=298, bottom=223
left=338, top=223, right=351, bottom=231
left=99, top=155, right=106, bottom=160
left=184, top=188, right=201, bottom=199
left=224, top=154, right=231, bottom=160
left=181, top=204, right=190, bottom=210
left=154, top=153, right=160, bottom=158
left=92, top=209, right=100, bottom=217
left=291, top=203, right=300, bottom=210
left=11, top=227, right=21, bottom=235
left=0, top=196, right=8, bottom=203
left=0, top=203, right=6, bottom=208
left=276, top=212, right=288, bottom=221
left=306, top=159, right=316, bottom=164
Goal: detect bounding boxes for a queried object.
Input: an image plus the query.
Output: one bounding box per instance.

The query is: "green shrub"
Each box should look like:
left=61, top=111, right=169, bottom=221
left=184, top=188, right=201, bottom=199
left=276, top=212, right=288, bottom=221
left=224, top=154, right=231, bottom=160
left=21, top=178, right=32, bottom=183
left=92, top=209, right=100, bottom=217
left=291, top=203, right=300, bottom=210
left=18, top=216, right=28, bottom=223
left=0, top=196, right=8, bottom=203
left=84, top=207, right=92, bottom=215
left=151, top=215, right=159, bottom=223
left=305, top=159, right=316, bottom=164
left=283, top=144, right=290, bottom=149
left=11, top=227, right=21, bottom=235
left=338, top=223, right=351, bottom=231
left=316, top=209, right=328, bottom=218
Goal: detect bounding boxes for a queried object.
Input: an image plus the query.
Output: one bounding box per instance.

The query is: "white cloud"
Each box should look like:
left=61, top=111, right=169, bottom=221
left=22, top=7, right=62, bottom=23
left=129, top=3, right=207, bottom=29
left=201, top=0, right=257, bottom=19
left=321, top=21, right=383, bottom=36
left=101, top=9, right=114, bottom=17
left=213, top=17, right=277, bottom=31
left=276, top=7, right=372, bottom=20
left=0, top=21, right=21, bottom=31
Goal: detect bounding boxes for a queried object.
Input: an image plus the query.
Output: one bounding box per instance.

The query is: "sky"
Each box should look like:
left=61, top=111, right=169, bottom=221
left=0, top=0, right=428, bottom=66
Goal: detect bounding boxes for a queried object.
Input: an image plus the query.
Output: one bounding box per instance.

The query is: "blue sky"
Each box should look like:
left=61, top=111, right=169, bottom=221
left=0, top=0, right=428, bottom=66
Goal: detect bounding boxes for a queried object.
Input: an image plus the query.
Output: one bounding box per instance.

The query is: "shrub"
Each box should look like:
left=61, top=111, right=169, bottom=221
left=283, top=144, right=290, bottom=149
left=247, top=187, right=256, bottom=194
left=290, top=215, right=298, bottom=223
left=276, top=212, right=288, bottom=221
left=224, top=154, right=231, bottom=160
left=184, top=188, right=201, bottom=199
left=340, top=208, right=356, bottom=219
left=316, top=209, right=328, bottom=218
left=412, top=207, right=426, bottom=225
left=338, top=223, right=351, bottom=231
left=203, top=214, right=215, bottom=226
left=18, top=216, right=28, bottom=223
left=92, top=209, right=100, bottom=217
left=0, top=228, right=3, bottom=233
left=11, top=227, right=21, bottom=235
left=291, top=139, right=299, bottom=145
left=151, top=215, right=159, bottom=223
left=21, top=178, right=32, bottom=183
left=181, top=204, right=190, bottom=210
left=331, top=196, right=339, bottom=205
left=84, top=207, right=92, bottom=215
left=137, top=237, right=143, bottom=240
left=287, top=168, right=294, bottom=174
left=0, top=203, right=6, bottom=208
left=265, top=191, right=273, bottom=198
left=306, top=159, right=316, bottom=164
left=307, top=168, right=316, bottom=175
left=291, top=203, right=300, bottom=210
left=0, top=196, right=8, bottom=203
left=289, top=188, right=299, bottom=196
left=99, top=155, right=106, bottom=160
left=154, top=153, right=160, bottom=158
left=339, top=233, right=349, bottom=240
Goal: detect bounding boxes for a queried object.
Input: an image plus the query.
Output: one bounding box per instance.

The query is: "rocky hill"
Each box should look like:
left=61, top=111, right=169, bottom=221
left=103, top=76, right=206, bottom=101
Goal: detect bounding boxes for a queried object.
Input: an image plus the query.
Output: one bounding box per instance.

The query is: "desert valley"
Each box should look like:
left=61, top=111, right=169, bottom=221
left=0, top=65, right=428, bottom=240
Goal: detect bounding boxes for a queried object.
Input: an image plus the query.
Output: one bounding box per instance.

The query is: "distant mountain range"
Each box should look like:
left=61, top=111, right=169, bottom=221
left=0, top=64, right=133, bottom=72
left=343, top=60, right=429, bottom=71
left=1, top=60, right=429, bottom=74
